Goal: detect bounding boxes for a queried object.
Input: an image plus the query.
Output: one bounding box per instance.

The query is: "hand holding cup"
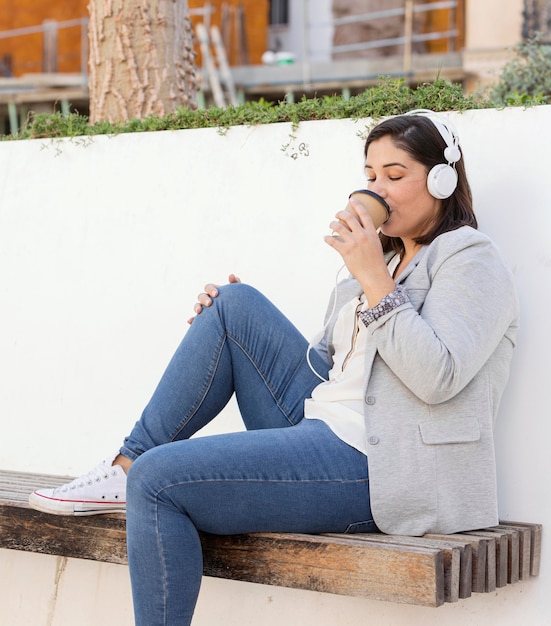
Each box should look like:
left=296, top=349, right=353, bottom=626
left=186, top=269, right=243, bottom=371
left=345, top=189, right=389, bottom=229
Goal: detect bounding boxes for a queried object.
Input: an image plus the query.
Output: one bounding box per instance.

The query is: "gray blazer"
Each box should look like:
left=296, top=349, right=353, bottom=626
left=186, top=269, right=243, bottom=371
left=316, top=226, right=520, bottom=535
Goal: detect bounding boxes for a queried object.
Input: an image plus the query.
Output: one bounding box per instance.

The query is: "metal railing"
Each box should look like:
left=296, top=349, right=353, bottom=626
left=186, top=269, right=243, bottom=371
left=0, top=3, right=459, bottom=79
left=264, top=0, right=462, bottom=91
left=0, top=18, right=89, bottom=76
left=330, top=0, right=459, bottom=73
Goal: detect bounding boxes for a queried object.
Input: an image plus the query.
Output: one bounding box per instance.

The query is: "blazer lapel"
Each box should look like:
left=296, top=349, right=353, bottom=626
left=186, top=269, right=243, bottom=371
left=393, top=246, right=427, bottom=284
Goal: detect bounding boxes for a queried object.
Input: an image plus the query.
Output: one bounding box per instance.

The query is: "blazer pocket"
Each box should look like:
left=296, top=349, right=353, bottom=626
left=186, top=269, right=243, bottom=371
left=419, top=417, right=481, bottom=445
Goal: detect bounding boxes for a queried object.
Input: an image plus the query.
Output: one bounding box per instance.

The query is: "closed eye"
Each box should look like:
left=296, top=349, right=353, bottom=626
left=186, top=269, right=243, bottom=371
left=367, top=176, right=402, bottom=183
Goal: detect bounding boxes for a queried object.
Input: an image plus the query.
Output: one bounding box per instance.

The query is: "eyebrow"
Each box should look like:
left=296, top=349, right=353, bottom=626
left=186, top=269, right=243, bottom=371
left=365, top=162, right=408, bottom=169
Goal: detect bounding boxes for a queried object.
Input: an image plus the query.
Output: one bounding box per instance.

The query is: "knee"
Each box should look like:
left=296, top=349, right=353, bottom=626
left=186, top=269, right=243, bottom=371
left=210, top=283, right=266, bottom=317
left=216, top=282, right=259, bottom=302
left=126, top=448, right=159, bottom=502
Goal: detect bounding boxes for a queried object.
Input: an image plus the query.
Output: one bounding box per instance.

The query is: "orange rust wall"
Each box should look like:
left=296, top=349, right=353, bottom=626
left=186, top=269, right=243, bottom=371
left=424, top=0, right=465, bottom=53
left=188, top=0, right=268, bottom=66
left=1, top=1, right=268, bottom=77
left=0, top=0, right=88, bottom=75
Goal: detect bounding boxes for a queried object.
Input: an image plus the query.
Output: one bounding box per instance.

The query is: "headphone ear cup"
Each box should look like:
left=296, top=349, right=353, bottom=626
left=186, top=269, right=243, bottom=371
left=444, top=144, right=461, bottom=163
left=427, top=164, right=458, bottom=199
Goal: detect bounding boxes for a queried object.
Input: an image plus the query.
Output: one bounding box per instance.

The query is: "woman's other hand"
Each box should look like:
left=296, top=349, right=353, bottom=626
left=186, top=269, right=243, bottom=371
left=187, top=274, right=241, bottom=324
left=324, top=200, right=395, bottom=305
left=324, top=200, right=386, bottom=279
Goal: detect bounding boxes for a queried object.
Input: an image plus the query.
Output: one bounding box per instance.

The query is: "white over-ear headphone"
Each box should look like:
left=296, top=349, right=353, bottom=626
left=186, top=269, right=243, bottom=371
left=406, top=109, right=461, bottom=200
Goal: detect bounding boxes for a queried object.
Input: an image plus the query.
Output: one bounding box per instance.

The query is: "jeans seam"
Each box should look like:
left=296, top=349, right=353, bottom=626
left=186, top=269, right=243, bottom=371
left=154, top=478, right=369, bottom=495
left=226, top=332, right=297, bottom=426
left=167, top=331, right=228, bottom=442
left=154, top=498, right=169, bottom=626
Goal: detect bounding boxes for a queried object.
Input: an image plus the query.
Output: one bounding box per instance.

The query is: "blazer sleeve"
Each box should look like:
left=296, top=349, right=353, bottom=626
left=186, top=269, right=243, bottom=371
left=368, top=229, right=520, bottom=404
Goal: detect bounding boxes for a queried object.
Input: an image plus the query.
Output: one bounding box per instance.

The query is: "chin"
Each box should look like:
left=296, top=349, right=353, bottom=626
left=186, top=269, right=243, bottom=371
left=380, top=224, right=395, bottom=237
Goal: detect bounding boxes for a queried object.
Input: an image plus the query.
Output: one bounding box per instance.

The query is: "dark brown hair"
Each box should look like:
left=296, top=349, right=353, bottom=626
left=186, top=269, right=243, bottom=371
left=364, top=114, right=477, bottom=256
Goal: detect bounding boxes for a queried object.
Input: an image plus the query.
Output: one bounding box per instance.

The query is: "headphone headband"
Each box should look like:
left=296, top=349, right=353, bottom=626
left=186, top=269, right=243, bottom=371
left=404, top=109, right=461, bottom=199
left=405, top=109, right=461, bottom=164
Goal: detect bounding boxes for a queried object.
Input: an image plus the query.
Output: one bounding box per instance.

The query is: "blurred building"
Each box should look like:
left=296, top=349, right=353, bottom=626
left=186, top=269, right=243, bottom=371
left=247, top=0, right=528, bottom=100
left=0, top=0, right=547, bottom=133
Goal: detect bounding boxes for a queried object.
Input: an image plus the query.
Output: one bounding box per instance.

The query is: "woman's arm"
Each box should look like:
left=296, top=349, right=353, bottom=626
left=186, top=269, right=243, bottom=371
left=370, top=232, right=519, bottom=404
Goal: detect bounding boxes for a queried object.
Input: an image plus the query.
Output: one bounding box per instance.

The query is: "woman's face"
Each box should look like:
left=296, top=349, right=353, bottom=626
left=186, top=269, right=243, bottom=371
left=364, top=135, right=442, bottom=246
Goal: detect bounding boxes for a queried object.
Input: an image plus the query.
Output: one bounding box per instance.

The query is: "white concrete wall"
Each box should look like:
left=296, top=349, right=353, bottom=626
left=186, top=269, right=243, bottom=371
left=0, top=106, right=549, bottom=625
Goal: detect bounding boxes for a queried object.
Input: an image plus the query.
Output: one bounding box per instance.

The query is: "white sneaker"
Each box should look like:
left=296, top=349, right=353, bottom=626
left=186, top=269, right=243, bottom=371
left=28, top=453, right=127, bottom=516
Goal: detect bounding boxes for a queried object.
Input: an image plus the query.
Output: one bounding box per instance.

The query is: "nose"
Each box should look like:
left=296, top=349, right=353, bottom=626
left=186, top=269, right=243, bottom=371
left=367, top=180, right=387, bottom=199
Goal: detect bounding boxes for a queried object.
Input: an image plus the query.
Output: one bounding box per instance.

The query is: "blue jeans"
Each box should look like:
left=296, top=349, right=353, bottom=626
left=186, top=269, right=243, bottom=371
left=123, top=284, right=375, bottom=626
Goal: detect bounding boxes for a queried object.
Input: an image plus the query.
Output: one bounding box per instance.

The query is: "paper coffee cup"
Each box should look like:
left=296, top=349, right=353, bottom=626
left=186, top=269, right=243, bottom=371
left=347, top=189, right=389, bottom=229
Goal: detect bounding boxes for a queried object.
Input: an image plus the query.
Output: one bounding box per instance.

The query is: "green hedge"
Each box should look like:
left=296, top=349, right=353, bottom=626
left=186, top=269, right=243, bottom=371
left=2, top=75, right=543, bottom=141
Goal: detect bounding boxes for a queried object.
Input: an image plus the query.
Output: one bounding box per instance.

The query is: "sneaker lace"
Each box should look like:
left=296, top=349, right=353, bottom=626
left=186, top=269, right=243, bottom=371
left=59, top=461, right=118, bottom=493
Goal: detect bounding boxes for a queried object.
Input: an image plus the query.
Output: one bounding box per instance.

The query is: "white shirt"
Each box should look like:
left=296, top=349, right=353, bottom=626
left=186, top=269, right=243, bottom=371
left=304, top=255, right=400, bottom=455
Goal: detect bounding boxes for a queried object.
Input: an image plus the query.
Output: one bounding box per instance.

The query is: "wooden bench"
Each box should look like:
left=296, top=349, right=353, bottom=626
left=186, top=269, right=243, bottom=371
left=0, top=470, right=542, bottom=608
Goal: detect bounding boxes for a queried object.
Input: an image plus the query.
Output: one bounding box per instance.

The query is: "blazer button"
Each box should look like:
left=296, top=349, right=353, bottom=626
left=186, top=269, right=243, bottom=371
left=368, top=436, right=380, bottom=445
left=366, top=396, right=376, bottom=405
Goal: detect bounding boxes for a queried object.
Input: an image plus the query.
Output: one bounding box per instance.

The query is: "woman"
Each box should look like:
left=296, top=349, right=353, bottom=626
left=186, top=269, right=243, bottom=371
left=29, top=110, right=519, bottom=625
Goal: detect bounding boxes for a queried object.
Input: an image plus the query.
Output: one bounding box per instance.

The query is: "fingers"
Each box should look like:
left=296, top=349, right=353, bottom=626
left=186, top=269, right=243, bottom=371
left=325, top=205, right=376, bottom=251
left=329, top=212, right=356, bottom=240
left=189, top=274, right=241, bottom=322
left=349, top=199, right=376, bottom=228
left=336, top=209, right=356, bottom=232
left=193, top=288, right=216, bottom=316
left=187, top=296, right=210, bottom=324
left=324, top=233, right=342, bottom=248
left=329, top=203, right=377, bottom=241
left=340, top=202, right=375, bottom=229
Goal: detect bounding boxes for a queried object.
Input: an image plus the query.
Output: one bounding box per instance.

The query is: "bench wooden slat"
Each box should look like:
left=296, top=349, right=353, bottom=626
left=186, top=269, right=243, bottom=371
left=0, top=505, right=128, bottom=564
left=0, top=470, right=541, bottom=609
left=201, top=532, right=446, bottom=607
left=465, top=530, right=509, bottom=589
left=0, top=470, right=73, bottom=505
left=501, top=521, right=543, bottom=576
left=497, top=523, right=532, bottom=580
left=486, top=535, right=497, bottom=592
left=427, top=533, right=491, bottom=594
left=331, top=532, right=467, bottom=602
left=423, top=533, right=479, bottom=598
left=488, top=527, right=520, bottom=583
left=463, top=530, right=495, bottom=591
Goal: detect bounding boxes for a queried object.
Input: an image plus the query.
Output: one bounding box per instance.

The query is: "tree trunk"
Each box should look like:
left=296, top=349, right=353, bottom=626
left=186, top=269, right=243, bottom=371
left=88, top=0, right=197, bottom=123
